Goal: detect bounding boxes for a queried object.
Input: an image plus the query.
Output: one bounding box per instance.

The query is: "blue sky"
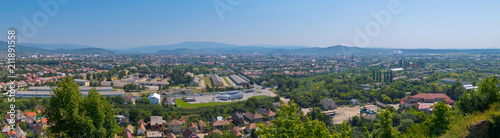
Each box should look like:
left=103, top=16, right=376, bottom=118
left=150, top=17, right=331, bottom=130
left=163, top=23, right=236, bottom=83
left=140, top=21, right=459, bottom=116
left=1, top=0, right=499, bottom=49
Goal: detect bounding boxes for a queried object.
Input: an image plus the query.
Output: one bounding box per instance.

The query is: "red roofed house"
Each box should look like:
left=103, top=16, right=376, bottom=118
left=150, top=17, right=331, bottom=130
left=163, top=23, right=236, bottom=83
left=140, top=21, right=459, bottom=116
left=168, top=119, right=182, bottom=133
left=182, top=128, right=199, bottom=138
left=23, top=111, right=37, bottom=118
left=244, top=111, right=263, bottom=122
left=187, top=122, right=198, bottom=132
left=408, top=93, right=455, bottom=105
left=7, top=130, right=16, bottom=138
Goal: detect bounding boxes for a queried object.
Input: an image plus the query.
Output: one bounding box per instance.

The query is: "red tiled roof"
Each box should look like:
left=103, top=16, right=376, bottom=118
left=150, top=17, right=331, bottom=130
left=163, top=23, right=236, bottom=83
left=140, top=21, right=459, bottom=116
left=41, top=117, right=47, bottom=124
left=230, top=127, right=242, bottom=136
left=168, top=119, right=182, bottom=126
left=445, top=98, right=456, bottom=105
left=265, top=111, right=276, bottom=117
left=198, top=120, right=206, bottom=127
left=24, top=111, right=36, bottom=117
left=187, top=122, right=197, bottom=128
left=247, top=123, right=257, bottom=130
left=208, top=129, right=223, bottom=136
left=410, top=93, right=450, bottom=100
left=165, top=133, right=176, bottom=138
left=211, top=120, right=230, bottom=126
left=8, top=130, right=16, bottom=136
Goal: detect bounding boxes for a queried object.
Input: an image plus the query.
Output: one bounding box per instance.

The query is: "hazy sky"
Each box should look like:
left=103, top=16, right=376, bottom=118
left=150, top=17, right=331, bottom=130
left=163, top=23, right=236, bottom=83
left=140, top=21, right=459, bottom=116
left=1, top=0, right=499, bottom=49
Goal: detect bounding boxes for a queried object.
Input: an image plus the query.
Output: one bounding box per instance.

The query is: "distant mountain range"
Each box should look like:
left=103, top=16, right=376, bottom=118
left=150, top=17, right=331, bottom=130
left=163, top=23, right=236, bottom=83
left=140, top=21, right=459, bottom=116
left=2, top=41, right=499, bottom=55
left=19, top=43, right=92, bottom=50
left=0, top=41, right=114, bottom=55
left=113, top=41, right=308, bottom=54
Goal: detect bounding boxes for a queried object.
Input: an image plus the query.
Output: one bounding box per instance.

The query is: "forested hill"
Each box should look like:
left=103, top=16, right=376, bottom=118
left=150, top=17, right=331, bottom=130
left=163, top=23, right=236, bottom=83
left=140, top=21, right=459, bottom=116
left=0, top=41, right=114, bottom=55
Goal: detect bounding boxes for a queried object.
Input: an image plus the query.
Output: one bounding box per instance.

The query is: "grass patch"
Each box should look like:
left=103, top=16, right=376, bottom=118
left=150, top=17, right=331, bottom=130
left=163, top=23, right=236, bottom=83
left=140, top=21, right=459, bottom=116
left=442, top=103, right=500, bottom=138
left=175, top=98, right=232, bottom=108
left=222, top=77, right=232, bottom=86
left=204, top=78, right=213, bottom=88
left=192, top=89, right=203, bottom=93
left=256, top=91, right=263, bottom=94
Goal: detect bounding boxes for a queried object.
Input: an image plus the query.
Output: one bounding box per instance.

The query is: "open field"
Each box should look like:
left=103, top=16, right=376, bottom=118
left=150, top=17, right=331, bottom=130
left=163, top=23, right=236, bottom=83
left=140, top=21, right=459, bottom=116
left=204, top=78, right=213, bottom=88
left=222, top=77, right=233, bottom=86
left=175, top=98, right=232, bottom=108
left=329, top=106, right=361, bottom=124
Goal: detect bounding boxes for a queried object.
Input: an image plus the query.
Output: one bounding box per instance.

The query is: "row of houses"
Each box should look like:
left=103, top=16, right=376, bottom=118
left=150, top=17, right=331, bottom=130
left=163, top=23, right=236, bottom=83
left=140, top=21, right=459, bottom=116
left=120, top=107, right=277, bottom=138
left=3, top=105, right=47, bottom=138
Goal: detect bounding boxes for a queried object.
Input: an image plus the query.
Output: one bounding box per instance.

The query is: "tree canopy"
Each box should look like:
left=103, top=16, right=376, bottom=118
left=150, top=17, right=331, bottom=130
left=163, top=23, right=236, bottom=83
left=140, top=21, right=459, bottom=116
left=45, top=77, right=117, bottom=137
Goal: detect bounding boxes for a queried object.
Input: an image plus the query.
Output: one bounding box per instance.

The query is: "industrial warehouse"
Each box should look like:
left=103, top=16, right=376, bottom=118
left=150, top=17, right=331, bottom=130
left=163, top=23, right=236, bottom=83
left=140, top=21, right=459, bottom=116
left=16, top=86, right=125, bottom=98
left=229, top=75, right=248, bottom=85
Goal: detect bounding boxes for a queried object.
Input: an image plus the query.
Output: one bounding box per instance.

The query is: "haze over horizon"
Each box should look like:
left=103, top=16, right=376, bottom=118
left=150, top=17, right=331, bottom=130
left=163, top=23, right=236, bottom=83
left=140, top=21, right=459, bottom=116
left=1, top=0, right=499, bottom=49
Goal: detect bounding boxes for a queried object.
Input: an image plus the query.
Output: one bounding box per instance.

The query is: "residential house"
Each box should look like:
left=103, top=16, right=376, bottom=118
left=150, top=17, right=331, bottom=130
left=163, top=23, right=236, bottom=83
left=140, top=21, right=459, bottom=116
left=208, top=129, right=223, bottom=136
left=320, top=98, right=336, bottom=110
left=168, top=119, right=182, bottom=133
left=124, top=95, right=135, bottom=105
left=441, top=78, right=457, bottom=84
left=263, top=121, right=271, bottom=127
left=26, top=116, right=36, bottom=126
left=261, top=110, right=276, bottom=121
left=210, top=119, right=231, bottom=130
left=273, top=102, right=282, bottom=109
left=36, top=105, right=44, bottom=114
left=165, top=133, right=176, bottom=138
left=150, top=116, right=166, bottom=131
left=245, top=123, right=257, bottom=133
left=146, top=131, right=163, bottom=138
left=187, top=122, right=198, bottom=132
left=137, top=121, right=146, bottom=135
left=230, top=127, right=243, bottom=137
left=400, top=98, right=419, bottom=109
left=116, top=115, right=129, bottom=127
left=14, top=126, right=27, bottom=138
left=179, top=117, right=186, bottom=125
left=222, top=69, right=235, bottom=75
left=40, top=117, right=47, bottom=125
left=23, top=111, right=37, bottom=118
left=163, top=97, right=176, bottom=106
left=198, top=120, right=206, bottom=131
left=122, top=124, right=134, bottom=138
left=148, top=93, right=161, bottom=104
left=74, top=79, right=90, bottom=86
left=231, top=112, right=244, bottom=125
left=244, top=111, right=263, bottom=122
left=111, top=74, right=119, bottom=80
left=33, top=124, right=44, bottom=136
left=7, top=131, right=16, bottom=138
left=182, top=128, right=199, bottom=138
left=1, top=125, right=10, bottom=135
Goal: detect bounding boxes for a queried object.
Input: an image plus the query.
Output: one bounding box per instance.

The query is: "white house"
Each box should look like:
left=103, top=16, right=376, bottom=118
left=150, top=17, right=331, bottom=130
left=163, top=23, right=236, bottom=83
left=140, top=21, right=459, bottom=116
left=148, top=93, right=161, bottom=104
